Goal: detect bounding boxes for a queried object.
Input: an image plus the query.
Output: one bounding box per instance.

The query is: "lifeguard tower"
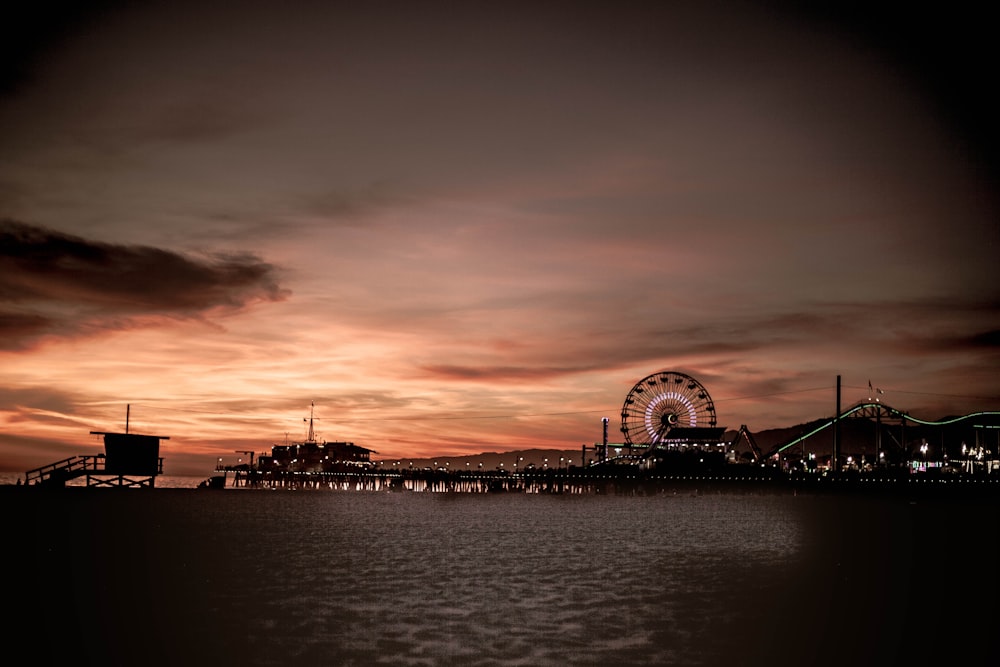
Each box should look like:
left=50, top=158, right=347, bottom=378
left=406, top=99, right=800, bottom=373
left=25, top=429, right=168, bottom=488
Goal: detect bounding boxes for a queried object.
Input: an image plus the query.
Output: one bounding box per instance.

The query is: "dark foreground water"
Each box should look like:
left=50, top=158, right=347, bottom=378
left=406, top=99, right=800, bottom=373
left=4, top=488, right=998, bottom=666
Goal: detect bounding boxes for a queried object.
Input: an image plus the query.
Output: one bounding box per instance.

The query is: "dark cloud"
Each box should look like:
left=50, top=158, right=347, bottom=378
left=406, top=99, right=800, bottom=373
left=0, top=311, right=53, bottom=343
left=654, top=301, right=1000, bottom=360
left=403, top=294, right=1000, bottom=393
left=765, top=1, right=999, bottom=180
left=968, top=330, right=1000, bottom=349
left=419, top=364, right=591, bottom=382
left=892, top=328, right=1000, bottom=356
left=0, top=220, right=289, bottom=349
left=0, top=385, right=81, bottom=415
left=303, top=182, right=410, bottom=222
left=0, top=1, right=127, bottom=94
left=0, top=433, right=87, bottom=471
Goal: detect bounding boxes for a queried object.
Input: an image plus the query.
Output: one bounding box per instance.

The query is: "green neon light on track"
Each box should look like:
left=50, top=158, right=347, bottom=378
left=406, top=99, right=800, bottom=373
left=773, top=403, right=1000, bottom=455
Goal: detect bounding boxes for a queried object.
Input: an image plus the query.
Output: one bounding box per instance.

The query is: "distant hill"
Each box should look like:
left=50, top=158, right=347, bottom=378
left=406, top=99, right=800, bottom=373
left=374, top=412, right=1000, bottom=469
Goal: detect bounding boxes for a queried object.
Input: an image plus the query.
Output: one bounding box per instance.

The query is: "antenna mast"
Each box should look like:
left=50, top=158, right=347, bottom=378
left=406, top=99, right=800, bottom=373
left=307, top=401, right=316, bottom=442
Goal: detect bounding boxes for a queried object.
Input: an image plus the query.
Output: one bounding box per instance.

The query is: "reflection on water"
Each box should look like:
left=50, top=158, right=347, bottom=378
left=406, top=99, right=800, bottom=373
left=5, top=489, right=998, bottom=666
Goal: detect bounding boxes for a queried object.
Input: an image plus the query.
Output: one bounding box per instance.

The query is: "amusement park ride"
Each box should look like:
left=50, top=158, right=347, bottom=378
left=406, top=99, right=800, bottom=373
left=592, top=370, right=1000, bottom=475
left=592, top=370, right=730, bottom=465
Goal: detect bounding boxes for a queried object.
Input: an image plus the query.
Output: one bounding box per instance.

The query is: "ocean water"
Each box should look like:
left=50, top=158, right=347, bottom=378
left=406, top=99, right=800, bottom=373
left=4, top=488, right=998, bottom=666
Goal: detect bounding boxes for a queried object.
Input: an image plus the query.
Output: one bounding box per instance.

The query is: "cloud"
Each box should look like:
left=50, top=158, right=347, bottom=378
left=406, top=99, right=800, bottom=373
left=403, top=296, right=1000, bottom=392
left=967, top=330, right=1000, bottom=349
left=419, top=364, right=595, bottom=383
left=0, top=220, right=289, bottom=349
left=0, top=384, right=82, bottom=415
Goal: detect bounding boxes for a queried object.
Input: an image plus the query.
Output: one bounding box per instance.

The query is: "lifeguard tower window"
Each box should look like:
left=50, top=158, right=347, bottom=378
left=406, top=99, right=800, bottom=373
left=96, top=433, right=164, bottom=476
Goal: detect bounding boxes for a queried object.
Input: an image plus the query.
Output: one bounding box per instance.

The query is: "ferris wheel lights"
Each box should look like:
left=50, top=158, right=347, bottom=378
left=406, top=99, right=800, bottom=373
left=621, top=371, right=717, bottom=447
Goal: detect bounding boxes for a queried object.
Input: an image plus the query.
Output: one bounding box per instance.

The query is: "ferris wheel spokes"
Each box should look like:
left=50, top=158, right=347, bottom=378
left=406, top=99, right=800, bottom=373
left=620, top=371, right=717, bottom=447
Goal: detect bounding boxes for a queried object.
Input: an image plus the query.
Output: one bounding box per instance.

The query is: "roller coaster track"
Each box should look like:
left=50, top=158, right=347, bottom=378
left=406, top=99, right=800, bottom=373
left=770, top=402, right=1000, bottom=457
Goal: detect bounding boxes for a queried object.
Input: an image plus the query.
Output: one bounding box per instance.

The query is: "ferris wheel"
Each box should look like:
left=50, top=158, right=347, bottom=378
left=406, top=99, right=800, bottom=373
left=620, top=371, right=717, bottom=446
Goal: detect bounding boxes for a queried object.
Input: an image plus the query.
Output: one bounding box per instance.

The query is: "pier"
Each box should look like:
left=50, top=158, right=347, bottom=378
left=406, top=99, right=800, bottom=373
left=208, top=464, right=1000, bottom=498
left=203, top=379, right=1000, bottom=498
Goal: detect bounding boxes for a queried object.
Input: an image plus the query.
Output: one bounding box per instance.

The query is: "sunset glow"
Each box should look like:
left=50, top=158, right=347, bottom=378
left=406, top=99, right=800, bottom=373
left=2, top=2, right=997, bottom=475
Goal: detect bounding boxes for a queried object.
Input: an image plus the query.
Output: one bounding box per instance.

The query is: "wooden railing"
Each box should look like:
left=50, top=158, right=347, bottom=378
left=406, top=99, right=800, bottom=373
left=25, top=455, right=165, bottom=487
left=25, top=455, right=106, bottom=485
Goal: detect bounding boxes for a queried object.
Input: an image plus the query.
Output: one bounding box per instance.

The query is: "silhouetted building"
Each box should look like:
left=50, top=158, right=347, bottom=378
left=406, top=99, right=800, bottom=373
left=258, top=440, right=373, bottom=472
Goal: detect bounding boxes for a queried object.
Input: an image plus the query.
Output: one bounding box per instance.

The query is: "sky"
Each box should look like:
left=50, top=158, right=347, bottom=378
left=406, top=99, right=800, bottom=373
left=1, top=1, right=997, bottom=475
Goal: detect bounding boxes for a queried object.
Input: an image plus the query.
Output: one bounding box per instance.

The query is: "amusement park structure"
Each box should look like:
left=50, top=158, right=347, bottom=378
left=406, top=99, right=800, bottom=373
left=205, top=371, right=999, bottom=490
left=583, top=370, right=1000, bottom=476
left=599, top=370, right=728, bottom=465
